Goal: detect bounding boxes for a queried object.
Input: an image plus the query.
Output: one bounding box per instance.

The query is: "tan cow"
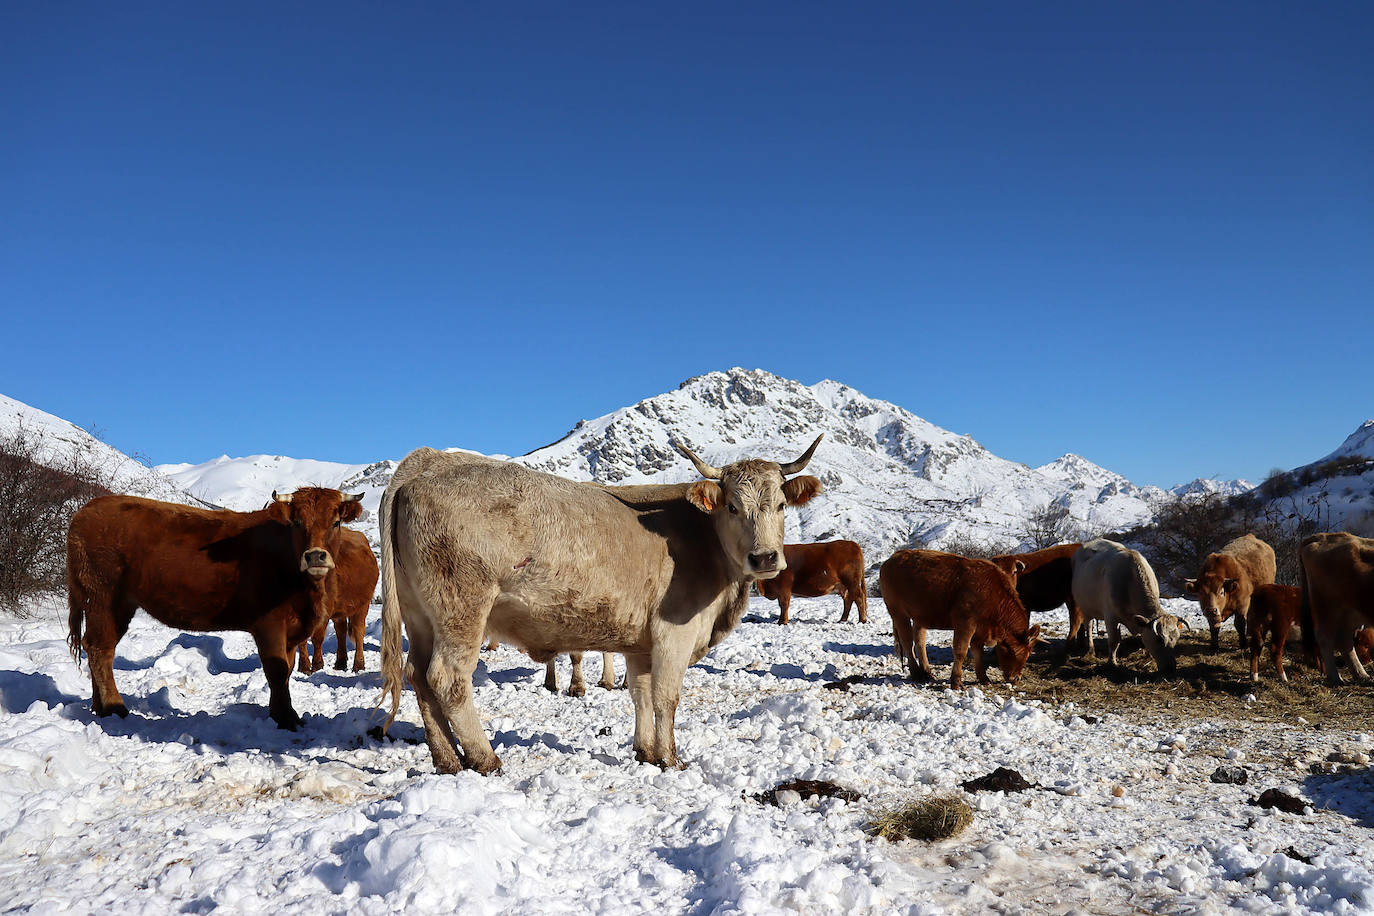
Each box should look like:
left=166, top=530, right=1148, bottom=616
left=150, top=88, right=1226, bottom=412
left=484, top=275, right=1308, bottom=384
left=1299, top=531, right=1374, bottom=684
left=1184, top=534, right=1276, bottom=650
left=1070, top=539, right=1177, bottom=674
left=880, top=549, right=1040, bottom=689
left=378, top=437, right=823, bottom=773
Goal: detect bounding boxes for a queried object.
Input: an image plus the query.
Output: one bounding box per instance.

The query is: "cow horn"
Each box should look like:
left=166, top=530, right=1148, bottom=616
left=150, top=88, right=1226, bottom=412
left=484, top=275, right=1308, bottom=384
left=344, top=492, right=364, bottom=503
left=1178, top=617, right=1191, bottom=630
left=675, top=441, right=722, bottom=480
left=779, top=434, right=823, bottom=476
left=272, top=491, right=291, bottom=503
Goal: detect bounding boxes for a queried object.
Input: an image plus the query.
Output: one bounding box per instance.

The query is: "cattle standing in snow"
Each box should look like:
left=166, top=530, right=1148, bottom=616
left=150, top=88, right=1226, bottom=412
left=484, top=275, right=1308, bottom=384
left=298, top=528, right=379, bottom=674
left=1184, top=534, right=1277, bottom=650
left=1069, top=539, right=1177, bottom=675
left=1245, top=583, right=1302, bottom=682
left=990, top=543, right=1082, bottom=649
left=880, top=550, right=1040, bottom=689
left=377, top=437, right=824, bottom=773
left=757, top=540, right=868, bottom=625
left=1299, top=531, right=1374, bottom=684
left=66, top=488, right=365, bottom=729
left=544, top=652, right=619, bottom=695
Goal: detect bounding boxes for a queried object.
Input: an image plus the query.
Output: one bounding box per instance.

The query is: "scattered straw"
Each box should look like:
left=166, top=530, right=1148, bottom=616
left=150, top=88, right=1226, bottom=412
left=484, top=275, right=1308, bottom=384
left=870, top=794, right=974, bottom=842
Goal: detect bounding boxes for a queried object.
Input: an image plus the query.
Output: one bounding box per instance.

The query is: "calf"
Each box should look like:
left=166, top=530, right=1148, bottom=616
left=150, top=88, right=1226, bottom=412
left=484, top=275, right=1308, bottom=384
left=1246, top=583, right=1302, bottom=682
left=298, top=529, right=379, bottom=673
left=1070, top=539, right=1176, bottom=674
left=880, top=549, right=1040, bottom=689
left=757, top=540, right=868, bottom=624
left=1184, top=534, right=1277, bottom=650
left=1299, top=531, right=1374, bottom=684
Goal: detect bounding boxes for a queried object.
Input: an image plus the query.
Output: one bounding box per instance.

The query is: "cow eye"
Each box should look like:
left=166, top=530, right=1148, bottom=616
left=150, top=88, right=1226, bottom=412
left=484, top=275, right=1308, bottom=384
left=728, top=503, right=738, bottom=515
left=776, top=502, right=785, bottom=511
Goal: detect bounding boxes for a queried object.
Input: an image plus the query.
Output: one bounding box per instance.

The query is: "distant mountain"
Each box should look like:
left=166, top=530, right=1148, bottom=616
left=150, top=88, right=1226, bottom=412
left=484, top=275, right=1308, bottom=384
left=155, top=369, right=1240, bottom=566
left=1244, top=419, right=1374, bottom=533
left=0, top=394, right=196, bottom=505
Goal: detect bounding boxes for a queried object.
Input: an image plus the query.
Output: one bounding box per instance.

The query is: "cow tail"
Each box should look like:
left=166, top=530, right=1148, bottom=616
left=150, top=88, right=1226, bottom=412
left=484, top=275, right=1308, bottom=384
left=65, top=531, right=89, bottom=668
left=375, top=481, right=404, bottom=731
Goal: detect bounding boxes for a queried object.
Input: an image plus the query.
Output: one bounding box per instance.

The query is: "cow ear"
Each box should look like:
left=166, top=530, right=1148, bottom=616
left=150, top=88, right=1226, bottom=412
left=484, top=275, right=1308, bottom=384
left=1027, top=624, right=1041, bottom=645
left=782, top=475, right=822, bottom=507
left=1183, top=579, right=1198, bottom=594
left=339, top=495, right=364, bottom=523
left=1222, top=578, right=1239, bottom=594
left=1013, top=560, right=1026, bottom=575
left=687, top=480, right=723, bottom=514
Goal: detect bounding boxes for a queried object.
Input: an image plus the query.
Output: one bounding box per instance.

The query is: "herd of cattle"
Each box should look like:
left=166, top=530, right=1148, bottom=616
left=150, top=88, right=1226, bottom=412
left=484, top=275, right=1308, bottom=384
left=62, top=435, right=1374, bottom=774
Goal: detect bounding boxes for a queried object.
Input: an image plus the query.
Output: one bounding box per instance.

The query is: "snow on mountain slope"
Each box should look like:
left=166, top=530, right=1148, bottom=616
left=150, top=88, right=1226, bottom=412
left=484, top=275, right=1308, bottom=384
left=1255, top=419, right=1374, bottom=533
left=0, top=394, right=195, bottom=505
left=157, top=369, right=1220, bottom=566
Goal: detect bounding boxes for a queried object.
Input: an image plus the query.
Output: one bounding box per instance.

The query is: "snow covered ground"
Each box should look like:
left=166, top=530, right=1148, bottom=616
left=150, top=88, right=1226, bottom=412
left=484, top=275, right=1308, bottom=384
left=2, top=595, right=1372, bottom=915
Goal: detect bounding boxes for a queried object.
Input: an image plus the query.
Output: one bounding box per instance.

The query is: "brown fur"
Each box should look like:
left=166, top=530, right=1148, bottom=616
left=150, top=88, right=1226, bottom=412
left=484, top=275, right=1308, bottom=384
left=1184, top=533, right=1277, bottom=649
left=67, top=488, right=363, bottom=729
left=297, top=529, right=379, bottom=674
left=757, top=540, right=868, bottom=624
left=1299, top=531, right=1374, bottom=684
left=1246, top=583, right=1302, bottom=682
left=880, top=549, right=1040, bottom=689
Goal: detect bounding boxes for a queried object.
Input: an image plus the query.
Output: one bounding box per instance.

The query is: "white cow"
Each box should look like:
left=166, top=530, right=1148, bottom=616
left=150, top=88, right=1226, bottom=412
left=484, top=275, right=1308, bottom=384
left=1069, top=539, right=1177, bottom=674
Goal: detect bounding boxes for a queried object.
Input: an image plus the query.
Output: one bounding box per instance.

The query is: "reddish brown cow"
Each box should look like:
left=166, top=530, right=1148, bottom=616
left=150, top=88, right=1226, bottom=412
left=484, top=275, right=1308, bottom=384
left=1246, top=584, right=1302, bottom=682
left=67, top=488, right=364, bottom=729
left=991, top=543, right=1082, bottom=648
left=297, top=529, right=379, bottom=674
left=1300, top=531, right=1374, bottom=684
left=757, top=540, right=868, bottom=624
left=1185, top=534, right=1277, bottom=650
left=880, top=549, right=1041, bottom=689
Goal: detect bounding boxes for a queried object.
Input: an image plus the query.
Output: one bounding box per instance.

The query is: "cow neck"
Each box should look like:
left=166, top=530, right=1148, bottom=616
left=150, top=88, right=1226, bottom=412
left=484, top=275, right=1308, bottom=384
left=708, top=579, right=751, bottom=650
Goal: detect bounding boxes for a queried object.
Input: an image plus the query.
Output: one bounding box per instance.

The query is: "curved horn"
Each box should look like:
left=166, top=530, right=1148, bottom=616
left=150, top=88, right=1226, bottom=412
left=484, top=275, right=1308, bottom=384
left=272, top=490, right=291, bottom=503
left=1177, top=616, right=1191, bottom=631
left=779, top=434, right=824, bottom=476
left=343, top=492, right=364, bottom=503
left=675, top=441, right=723, bottom=479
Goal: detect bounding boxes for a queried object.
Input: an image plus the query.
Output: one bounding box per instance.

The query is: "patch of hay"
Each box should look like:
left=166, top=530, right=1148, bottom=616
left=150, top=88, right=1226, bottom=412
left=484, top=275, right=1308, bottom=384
left=870, top=794, right=974, bottom=842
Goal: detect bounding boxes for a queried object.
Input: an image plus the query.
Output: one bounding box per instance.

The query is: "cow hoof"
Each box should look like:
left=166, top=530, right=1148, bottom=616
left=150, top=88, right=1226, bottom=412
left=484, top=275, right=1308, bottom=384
left=333, top=661, right=346, bottom=671
left=465, top=754, right=502, bottom=775
left=353, top=664, right=366, bottom=673
left=96, top=703, right=129, bottom=719
left=567, top=686, right=586, bottom=698
left=274, top=713, right=304, bottom=731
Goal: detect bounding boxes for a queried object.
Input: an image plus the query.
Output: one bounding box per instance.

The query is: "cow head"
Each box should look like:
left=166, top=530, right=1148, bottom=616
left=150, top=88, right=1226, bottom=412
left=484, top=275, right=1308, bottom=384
left=1183, top=554, right=1246, bottom=629
left=1130, top=614, right=1179, bottom=674
left=267, top=488, right=365, bottom=579
left=1148, top=613, right=1189, bottom=649
left=678, top=435, right=823, bottom=581
left=989, top=556, right=1026, bottom=584
left=994, top=623, right=1041, bottom=683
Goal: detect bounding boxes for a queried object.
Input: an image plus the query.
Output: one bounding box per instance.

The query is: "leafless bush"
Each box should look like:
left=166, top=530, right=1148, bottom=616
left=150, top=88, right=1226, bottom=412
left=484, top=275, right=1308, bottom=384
left=1020, top=503, right=1079, bottom=551
left=0, top=424, right=111, bottom=615
left=938, top=531, right=1016, bottom=559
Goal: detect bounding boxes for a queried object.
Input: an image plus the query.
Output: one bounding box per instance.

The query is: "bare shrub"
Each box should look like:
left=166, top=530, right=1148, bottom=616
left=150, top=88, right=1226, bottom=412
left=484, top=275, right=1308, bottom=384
left=0, top=423, right=111, bottom=614
left=1020, top=503, right=1079, bottom=551
left=939, top=531, right=1016, bottom=559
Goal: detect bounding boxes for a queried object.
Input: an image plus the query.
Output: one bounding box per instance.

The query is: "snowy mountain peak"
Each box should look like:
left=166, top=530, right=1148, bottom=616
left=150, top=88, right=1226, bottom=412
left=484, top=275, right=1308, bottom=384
left=1321, top=418, right=1374, bottom=462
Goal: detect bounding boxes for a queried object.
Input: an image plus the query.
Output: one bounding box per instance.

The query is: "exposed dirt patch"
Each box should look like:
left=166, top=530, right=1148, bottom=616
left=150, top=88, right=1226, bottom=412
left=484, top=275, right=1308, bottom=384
left=960, top=766, right=1036, bottom=793
left=755, top=778, right=862, bottom=807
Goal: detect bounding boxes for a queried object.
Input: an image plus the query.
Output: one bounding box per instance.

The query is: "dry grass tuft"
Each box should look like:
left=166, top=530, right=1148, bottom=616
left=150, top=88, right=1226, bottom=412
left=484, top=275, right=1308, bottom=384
left=870, top=794, right=974, bottom=842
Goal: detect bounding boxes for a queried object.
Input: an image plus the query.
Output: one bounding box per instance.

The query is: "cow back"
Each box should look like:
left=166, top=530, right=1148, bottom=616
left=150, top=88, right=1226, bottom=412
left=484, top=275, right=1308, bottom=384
left=881, top=549, right=1024, bottom=632
left=993, top=543, right=1080, bottom=612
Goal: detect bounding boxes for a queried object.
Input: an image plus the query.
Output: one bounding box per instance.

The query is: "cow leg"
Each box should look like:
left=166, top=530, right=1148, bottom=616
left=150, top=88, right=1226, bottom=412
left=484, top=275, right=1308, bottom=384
left=1248, top=624, right=1264, bottom=682
left=1234, top=609, right=1248, bottom=647
left=250, top=626, right=302, bottom=730
left=83, top=596, right=135, bottom=719
left=889, top=615, right=915, bottom=680
left=567, top=653, right=587, bottom=697
left=350, top=612, right=367, bottom=672
left=296, top=640, right=313, bottom=675
left=1343, top=640, right=1371, bottom=682
left=839, top=586, right=852, bottom=623
left=914, top=627, right=935, bottom=682
left=1106, top=621, right=1123, bottom=667
left=332, top=616, right=349, bottom=670
left=1209, top=625, right=1222, bottom=651
left=777, top=592, right=791, bottom=625
left=646, top=646, right=692, bottom=769
left=406, top=643, right=466, bottom=775
left=856, top=578, right=868, bottom=624
left=598, top=652, right=618, bottom=690
left=426, top=638, right=501, bottom=774
left=1272, top=625, right=1290, bottom=683
left=950, top=625, right=975, bottom=690
left=311, top=625, right=326, bottom=673
left=543, top=659, right=559, bottom=693
left=625, top=653, right=655, bottom=763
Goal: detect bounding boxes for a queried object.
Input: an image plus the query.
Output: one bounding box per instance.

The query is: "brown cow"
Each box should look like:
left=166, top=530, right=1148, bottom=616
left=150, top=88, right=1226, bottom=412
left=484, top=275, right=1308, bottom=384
left=1184, top=534, right=1277, bottom=650
left=991, top=543, right=1081, bottom=649
left=757, top=540, right=868, bottom=624
left=880, top=549, right=1041, bottom=689
left=297, top=529, right=379, bottom=674
left=1246, top=584, right=1302, bottom=682
left=1299, top=531, right=1374, bottom=684
left=67, top=488, right=364, bottom=729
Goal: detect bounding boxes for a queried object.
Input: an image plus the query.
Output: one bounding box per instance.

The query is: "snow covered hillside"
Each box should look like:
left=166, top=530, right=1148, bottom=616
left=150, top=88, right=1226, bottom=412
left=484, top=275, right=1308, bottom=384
left=2, top=596, right=1370, bottom=914
left=1248, top=420, right=1374, bottom=534
left=155, top=369, right=1251, bottom=567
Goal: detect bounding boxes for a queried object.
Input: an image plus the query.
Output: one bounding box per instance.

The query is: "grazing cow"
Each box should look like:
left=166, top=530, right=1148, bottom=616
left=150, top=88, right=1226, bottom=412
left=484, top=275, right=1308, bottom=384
left=1184, top=534, right=1277, bottom=650
left=1069, top=539, right=1177, bottom=674
left=378, top=436, right=824, bottom=773
left=1154, top=612, right=1190, bottom=649
left=880, top=550, right=1041, bottom=689
left=297, top=529, right=379, bottom=674
left=544, top=652, right=619, bottom=695
left=1299, top=531, right=1374, bottom=684
left=1245, top=583, right=1302, bottom=682
left=67, top=488, right=365, bottom=729
left=757, top=540, right=868, bottom=624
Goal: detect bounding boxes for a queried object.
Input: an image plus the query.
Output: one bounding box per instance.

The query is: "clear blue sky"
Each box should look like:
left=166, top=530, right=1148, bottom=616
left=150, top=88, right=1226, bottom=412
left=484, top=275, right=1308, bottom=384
left=3, top=2, right=1370, bottom=486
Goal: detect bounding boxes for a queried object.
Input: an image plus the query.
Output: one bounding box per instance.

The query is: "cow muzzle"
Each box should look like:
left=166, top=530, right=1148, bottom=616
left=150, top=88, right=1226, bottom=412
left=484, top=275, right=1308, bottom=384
left=301, top=549, right=335, bottom=577
left=748, top=550, right=783, bottom=578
